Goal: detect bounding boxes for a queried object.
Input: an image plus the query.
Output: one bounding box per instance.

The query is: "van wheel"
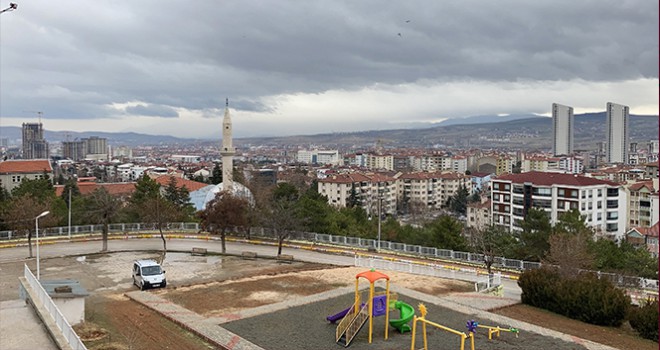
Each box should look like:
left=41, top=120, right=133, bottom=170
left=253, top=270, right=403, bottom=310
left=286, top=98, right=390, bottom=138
left=140, top=282, right=146, bottom=291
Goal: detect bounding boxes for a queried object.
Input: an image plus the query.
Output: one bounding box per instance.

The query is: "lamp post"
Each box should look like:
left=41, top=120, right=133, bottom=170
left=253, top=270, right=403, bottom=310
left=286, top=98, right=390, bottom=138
left=377, top=195, right=381, bottom=253
left=35, top=210, right=50, bottom=280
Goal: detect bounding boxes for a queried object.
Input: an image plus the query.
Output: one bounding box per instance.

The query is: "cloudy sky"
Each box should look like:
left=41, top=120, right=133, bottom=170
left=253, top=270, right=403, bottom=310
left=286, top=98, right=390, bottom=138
left=0, top=1, right=657, bottom=138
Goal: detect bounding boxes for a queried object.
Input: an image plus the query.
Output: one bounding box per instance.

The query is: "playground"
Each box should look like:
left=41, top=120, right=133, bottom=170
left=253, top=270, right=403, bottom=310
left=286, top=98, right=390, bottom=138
left=3, top=246, right=656, bottom=350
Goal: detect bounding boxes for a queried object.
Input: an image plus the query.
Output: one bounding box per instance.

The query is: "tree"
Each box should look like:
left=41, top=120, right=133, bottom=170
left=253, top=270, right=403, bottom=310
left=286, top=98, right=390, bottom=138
left=516, top=208, right=552, bottom=261
left=448, top=185, right=469, bottom=216
left=60, top=178, right=81, bottom=207
left=347, top=184, right=359, bottom=208
left=470, top=225, right=518, bottom=275
left=198, top=192, right=248, bottom=253
left=131, top=174, right=160, bottom=204
left=11, top=173, right=55, bottom=202
left=162, top=177, right=195, bottom=221
left=138, top=196, right=179, bottom=262
left=210, top=163, right=222, bottom=185
left=1, top=195, right=56, bottom=258
left=266, top=183, right=301, bottom=255
left=422, top=215, right=468, bottom=251
left=85, top=188, right=122, bottom=252
left=543, top=231, right=594, bottom=277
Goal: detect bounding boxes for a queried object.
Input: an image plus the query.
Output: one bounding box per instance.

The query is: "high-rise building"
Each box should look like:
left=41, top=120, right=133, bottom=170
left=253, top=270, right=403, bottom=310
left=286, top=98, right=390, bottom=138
left=606, top=102, right=629, bottom=164
left=85, top=136, right=107, bottom=155
left=62, top=140, right=87, bottom=161
left=22, top=123, right=49, bottom=159
left=552, top=103, right=574, bottom=156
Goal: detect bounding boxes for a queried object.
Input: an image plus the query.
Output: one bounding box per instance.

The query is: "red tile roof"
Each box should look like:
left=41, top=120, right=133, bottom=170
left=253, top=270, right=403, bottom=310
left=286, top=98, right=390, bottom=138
left=320, top=173, right=372, bottom=184
left=495, top=171, right=619, bottom=187
left=0, top=160, right=52, bottom=174
left=634, top=222, right=659, bottom=238
left=154, top=175, right=208, bottom=192
left=55, top=182, right=136, bottom=196
left=627, top=180, right=655, bottom=192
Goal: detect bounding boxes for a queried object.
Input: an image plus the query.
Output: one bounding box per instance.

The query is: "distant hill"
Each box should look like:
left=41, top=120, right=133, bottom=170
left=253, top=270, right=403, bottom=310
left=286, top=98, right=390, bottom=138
left=0, top=127, right=199, bottom=147
left=436, top=113, right=545, bottom=126
left=0, top=112, right=657, bottom=151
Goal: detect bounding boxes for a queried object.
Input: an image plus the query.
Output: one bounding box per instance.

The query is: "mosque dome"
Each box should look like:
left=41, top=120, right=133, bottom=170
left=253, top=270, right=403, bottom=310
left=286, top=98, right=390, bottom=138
left=202, top=182, right=254, bottom=208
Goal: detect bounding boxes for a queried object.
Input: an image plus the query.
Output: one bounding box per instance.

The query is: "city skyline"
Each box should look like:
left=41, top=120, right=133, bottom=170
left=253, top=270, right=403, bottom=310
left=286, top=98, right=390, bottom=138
left=0, top=1, right=657, bottom=138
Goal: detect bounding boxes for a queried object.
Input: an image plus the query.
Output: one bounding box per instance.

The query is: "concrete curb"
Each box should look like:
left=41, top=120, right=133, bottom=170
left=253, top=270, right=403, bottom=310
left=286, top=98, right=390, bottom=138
left=125, top=290, right=264, bottom=350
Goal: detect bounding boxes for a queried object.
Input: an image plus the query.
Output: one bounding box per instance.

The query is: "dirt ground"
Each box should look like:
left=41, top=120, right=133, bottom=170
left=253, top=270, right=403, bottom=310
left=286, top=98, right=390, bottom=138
left=2, top=250, right=655, bottom=350
left=493, top=304, right=659, bottom=350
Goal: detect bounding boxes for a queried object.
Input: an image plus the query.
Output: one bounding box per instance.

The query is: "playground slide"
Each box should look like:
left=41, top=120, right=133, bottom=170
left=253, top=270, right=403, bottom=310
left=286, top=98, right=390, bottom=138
left=326, top=306, right=351, bottom=323
left=389, top=301, right=415, bottom=333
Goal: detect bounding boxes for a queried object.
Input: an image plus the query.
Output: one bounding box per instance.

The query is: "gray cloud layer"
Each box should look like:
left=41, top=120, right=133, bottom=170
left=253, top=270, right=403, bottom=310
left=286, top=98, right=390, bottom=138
left=0, top=0, right=657, bottom=136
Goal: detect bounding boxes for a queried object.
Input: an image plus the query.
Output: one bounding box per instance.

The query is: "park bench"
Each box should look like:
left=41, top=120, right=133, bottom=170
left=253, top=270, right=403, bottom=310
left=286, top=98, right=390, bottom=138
left=191, top=247, right=207, bottom=256
left=241, top=251, right=258, bottom=260
left=277, top=254, right=294, bottom=263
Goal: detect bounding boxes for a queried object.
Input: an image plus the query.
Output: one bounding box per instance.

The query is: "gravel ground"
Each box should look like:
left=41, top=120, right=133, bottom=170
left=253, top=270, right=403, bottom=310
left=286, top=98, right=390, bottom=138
left=223, top=292, right=588, bottom=350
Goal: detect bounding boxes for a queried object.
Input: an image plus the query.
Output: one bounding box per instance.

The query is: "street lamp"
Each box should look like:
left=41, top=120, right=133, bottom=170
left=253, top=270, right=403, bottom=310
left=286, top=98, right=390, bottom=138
left=35, top=210, right=50, bottom=280
left=0, top=3, right=18, bottom=14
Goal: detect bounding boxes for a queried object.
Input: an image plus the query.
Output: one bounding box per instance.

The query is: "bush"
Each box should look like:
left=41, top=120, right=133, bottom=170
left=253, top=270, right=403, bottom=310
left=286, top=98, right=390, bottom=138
left=628, top=299, right=658, bottom=342
left=518, top=268, right=630, bottom=327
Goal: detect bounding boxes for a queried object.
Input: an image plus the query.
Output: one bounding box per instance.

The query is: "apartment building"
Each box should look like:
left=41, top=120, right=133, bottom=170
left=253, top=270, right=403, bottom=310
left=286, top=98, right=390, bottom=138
left=626, top=180, right=658, bottom=229
left=552, top=103, right=574, bottom=156
left=397, top=171, right=473, bottom=212
left=606, top=102, right=629, bottom=164
left=367, top=154, right=394, bottom=171
left=491, top=171, right=627, bottom=240
left=466, top=198, right=491, bottom=231
left=317, top=173, right=397, bottom=215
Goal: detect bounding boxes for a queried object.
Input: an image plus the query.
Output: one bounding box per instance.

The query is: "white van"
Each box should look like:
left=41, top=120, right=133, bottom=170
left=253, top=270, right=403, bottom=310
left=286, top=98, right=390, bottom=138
left=132, top=259, right=166, bottom=290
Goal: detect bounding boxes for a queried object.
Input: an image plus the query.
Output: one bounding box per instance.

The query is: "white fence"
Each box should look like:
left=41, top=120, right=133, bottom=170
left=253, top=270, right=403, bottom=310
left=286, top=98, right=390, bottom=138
left=355, top=255, right=503, bottom=291
left=3, top=222, right=657, bottom=293
left=23, top=265, right=87, bottom=350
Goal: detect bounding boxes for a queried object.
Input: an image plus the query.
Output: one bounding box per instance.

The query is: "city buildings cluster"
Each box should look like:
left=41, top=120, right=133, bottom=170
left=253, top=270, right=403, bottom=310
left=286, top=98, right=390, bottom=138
left=0, top=102, right=657, bottom=256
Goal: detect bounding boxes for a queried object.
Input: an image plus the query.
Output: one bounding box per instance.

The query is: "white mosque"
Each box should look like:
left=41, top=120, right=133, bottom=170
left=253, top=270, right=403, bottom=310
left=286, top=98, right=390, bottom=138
left=190, top=99, right=254, bottom=210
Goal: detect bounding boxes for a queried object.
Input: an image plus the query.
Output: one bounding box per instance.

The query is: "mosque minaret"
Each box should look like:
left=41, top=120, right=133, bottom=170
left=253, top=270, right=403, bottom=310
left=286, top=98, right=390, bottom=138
left=220, top=98, right=235, bottom=192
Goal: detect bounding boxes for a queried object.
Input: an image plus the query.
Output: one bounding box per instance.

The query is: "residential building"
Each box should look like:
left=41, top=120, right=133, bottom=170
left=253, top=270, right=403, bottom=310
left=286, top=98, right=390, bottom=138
left=466, top=198, right=491, bottom=231
left=367, top=154, right=394, bottom=171
left=0, top=159, right=53, bottom=192
left=62, top=140, right=87, bottom=161
left=22, top=123, right=49, bottom=159
left=396, top=171, right=473, bottom=212
left=317, top=172, right=397, bottom=215
left=491, top=171, right=628, bottom=240
left=606, top=102, right=629, bottom=164
left=625, top=222, right=659, bottom=258
left=552, top=103, right=574, bottom=156
left=625, top=180, right=657, bottom=229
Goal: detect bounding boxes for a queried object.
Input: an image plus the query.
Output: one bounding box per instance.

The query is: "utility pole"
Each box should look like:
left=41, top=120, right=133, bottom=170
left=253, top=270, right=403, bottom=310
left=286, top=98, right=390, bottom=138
left=68, top=187, right=72, bottom=239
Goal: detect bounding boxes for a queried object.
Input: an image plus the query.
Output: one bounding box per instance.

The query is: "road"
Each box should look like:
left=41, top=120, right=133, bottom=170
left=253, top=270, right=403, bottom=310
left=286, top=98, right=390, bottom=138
left=0, top=236, right=522, bottom=300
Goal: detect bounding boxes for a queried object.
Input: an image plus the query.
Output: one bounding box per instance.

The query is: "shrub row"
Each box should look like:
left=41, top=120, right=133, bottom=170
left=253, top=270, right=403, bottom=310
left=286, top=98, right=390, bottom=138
left=518, top=268, right=630, bottom=327
left=628, top=299, right=658, bottom=342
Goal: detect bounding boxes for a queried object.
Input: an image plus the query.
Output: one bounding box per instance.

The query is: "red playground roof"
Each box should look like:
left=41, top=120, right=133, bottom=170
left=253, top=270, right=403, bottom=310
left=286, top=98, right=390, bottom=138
left=356, top=270, right=390, bottom=283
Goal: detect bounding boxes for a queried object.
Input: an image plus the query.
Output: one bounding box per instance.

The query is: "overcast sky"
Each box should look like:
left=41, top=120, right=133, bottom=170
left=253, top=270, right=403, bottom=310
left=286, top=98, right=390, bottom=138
left=0, top=1, right=657, bottom=138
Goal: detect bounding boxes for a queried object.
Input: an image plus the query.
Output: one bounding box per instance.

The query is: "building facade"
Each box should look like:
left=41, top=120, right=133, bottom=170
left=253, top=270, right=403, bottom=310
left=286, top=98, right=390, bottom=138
left=491, top=171, right=628, bottom=240
left=606, top=102, right=629, bottom=164
left=22, top=123, right=49, bottom=159
left=0, top=159, right=53, bottom=192
left=552, top=103, right=574, bottom=156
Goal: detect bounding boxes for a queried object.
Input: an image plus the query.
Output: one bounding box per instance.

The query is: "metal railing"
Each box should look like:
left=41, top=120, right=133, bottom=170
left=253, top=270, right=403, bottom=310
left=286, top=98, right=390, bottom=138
left=3, top=222, right=657, bottom=293
left=23, top=264, right=87, bottom=350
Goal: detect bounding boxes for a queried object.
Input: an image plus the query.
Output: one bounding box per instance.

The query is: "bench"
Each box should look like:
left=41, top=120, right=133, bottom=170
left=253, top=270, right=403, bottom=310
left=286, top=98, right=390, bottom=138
left=191, top=247, right=207, bottom=256
left=277, top=254, right=294, bottom=263
left=241, top=251, right=257, bottom=260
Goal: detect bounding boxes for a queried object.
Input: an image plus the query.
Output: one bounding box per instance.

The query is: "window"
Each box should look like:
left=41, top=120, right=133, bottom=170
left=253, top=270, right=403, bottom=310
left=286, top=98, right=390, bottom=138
left=606, top=200, right=618, bottom=209
left=606, top=212, right=618, bottom=220
left=597, top=189, right=602, bottom=197
left=11, top=175, right=21, bottom=183
left=607, top=188, right=619, bottom=197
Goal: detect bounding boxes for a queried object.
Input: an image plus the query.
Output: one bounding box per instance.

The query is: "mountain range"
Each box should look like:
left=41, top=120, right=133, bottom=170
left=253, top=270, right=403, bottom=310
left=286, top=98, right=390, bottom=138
left=0, top=112, right=657, bottom=151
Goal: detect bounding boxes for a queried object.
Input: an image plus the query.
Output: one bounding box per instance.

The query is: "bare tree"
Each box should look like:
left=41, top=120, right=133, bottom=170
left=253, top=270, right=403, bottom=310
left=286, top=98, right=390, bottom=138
left=543, top=232, right=594, bottom=278
left=138, top=196, right=178, bottom=263
left=198, top=191, right=248, bottom=253
left=85, top=188, right=122, bottom=252
left=2, top=196, right=56, bottom=258
left=470, top=225, right=517, bottom=276
left=268, top=199, right=300, bottom=256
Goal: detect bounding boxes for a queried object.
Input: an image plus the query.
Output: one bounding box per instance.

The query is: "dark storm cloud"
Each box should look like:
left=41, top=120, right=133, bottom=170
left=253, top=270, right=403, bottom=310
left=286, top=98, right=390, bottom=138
left=125, top=105, right=179, bottom=118
left=0, top=0, right=656, bottom=127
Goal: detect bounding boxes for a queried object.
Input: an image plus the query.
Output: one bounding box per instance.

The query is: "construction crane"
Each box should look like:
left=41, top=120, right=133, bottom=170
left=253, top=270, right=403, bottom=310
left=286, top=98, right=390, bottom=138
left=0, top=3, right=17, bottom=14
left=24, top=111, right=44, bottom=123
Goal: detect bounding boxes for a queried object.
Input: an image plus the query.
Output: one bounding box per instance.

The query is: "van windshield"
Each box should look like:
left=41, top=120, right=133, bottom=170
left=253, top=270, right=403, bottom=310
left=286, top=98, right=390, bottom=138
left=141, top=266, right=162, bottom=276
